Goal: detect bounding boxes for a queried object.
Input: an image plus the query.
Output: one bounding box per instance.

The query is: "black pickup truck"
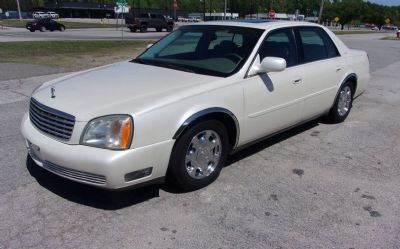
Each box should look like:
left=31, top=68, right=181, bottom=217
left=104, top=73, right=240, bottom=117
left=125, top=13, right=174, bottom=33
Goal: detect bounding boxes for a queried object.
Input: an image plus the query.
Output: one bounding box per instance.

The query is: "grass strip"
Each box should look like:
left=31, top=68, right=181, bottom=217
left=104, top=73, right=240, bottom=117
left=0, top=40, right=150, bottom=69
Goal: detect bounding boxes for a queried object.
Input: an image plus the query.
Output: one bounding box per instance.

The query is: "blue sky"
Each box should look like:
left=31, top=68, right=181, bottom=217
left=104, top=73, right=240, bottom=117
left=368, top=0, right=400, bottom=6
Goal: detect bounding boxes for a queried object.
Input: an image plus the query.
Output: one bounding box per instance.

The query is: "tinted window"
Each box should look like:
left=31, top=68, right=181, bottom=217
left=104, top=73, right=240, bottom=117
left=158, top=32, right=203, bottom=57
left=298, top=27, right=339, bottom=63
left=259, top=28, right=298, bottom=67
left=208, top=31, right=244, bottom=50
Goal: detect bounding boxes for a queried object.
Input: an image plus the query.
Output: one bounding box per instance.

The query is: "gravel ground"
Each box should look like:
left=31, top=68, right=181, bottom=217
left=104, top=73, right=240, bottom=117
left=0, top=34, right=399, bottom=249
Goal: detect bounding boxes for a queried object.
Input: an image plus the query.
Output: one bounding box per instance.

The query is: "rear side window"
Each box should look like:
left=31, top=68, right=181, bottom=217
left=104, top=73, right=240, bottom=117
left=259, top=28, right=298, bottom=67
left=298, top=27, right=339, bottom=63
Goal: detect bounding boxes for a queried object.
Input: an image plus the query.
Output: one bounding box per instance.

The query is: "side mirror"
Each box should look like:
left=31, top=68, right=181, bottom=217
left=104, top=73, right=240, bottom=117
left=248, top=55, right=287, bottom=76
left=146, top=43, right=153, bottom=49
left=259, top=57, right=287, bottom=73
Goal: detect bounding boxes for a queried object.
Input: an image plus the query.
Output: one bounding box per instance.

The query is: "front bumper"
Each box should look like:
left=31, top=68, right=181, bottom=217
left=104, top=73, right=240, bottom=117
left=20, top=113, right=175, bottom=189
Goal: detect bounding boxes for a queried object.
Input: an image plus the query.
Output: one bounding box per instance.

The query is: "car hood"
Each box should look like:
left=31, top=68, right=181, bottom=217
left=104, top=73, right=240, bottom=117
left=32, top=61, right=218, bottom=121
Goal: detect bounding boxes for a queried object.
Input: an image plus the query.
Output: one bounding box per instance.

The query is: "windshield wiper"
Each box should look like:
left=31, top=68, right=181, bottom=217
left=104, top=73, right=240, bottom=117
left=162, top=63, right=195, bottom=73
left=133, top=59, right=194, bottom=73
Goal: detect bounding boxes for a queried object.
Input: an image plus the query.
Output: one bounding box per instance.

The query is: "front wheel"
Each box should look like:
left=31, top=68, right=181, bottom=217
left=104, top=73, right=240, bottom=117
left=169, top=120, right=229, bottom=191
left=140, top=24, right=147, bottom=33
left=327, top=82, right=354, bottom=123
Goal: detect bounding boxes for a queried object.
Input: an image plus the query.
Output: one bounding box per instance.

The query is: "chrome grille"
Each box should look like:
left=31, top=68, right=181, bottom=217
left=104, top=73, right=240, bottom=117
left=43, top=161, right=107, bottom=185
left=29, top=98, right=75, bottom=141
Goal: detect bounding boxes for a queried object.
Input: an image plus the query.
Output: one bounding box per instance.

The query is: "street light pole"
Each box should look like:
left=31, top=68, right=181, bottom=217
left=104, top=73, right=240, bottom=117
left=203, top=0, right=206, bottom=21
left=16, top=0, right=22, bottom=20
left=318, top=0, right=324, bottom=24
left=224, top=0, right=227, bottom=20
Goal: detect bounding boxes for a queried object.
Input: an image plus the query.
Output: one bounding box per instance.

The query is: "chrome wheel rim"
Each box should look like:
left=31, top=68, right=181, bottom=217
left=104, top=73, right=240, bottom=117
left=337, top=86, right=352, bottom=116
left=185, top=130, right=222, bottom=180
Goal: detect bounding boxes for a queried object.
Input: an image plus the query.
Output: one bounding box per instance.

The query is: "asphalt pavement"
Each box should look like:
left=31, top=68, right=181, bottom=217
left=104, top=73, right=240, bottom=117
left=0, top=34, right=400, bottom=249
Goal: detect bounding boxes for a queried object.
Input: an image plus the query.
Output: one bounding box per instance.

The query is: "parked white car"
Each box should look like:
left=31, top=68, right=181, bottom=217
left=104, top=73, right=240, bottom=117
left=32, top=11, right=49, bottom=19
left=47, top=11, right=59, bottom=19
left=21, top=21, right=370, bottom=190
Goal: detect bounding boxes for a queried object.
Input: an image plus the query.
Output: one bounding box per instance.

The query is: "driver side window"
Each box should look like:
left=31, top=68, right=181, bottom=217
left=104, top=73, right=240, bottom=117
left=259, top=28, right=298, bottom=67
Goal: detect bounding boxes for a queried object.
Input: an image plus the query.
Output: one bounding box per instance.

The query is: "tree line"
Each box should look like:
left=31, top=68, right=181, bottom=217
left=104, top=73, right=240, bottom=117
left=1, top=0, right=399, bottom=26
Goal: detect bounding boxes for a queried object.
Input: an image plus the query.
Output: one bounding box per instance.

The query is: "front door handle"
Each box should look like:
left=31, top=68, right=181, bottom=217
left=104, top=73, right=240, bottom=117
left=293, top=78, right=302, bottom=84
left=336, top=67, right=342, bottom=72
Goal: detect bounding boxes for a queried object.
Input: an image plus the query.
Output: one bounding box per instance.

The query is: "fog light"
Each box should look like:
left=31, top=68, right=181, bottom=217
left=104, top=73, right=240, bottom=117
left=124, top=167, right=153, bottom=182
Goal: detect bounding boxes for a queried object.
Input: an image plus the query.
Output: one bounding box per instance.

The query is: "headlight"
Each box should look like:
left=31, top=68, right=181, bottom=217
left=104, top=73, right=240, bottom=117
left=81, top=115, right=133, bottom=150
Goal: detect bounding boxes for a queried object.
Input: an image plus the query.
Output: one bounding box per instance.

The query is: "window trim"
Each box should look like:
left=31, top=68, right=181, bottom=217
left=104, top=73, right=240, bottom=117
left=245, top=27, right=299, bottom=78
left=294, top=26, right=341, bottom=65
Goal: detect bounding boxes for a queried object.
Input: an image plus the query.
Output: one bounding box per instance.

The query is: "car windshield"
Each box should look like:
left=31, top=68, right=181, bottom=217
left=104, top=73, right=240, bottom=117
left=134, top=25, right=264, bottom=77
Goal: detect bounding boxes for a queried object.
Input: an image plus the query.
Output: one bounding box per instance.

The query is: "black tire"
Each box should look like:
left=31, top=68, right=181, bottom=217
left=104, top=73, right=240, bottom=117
left=29, top=29, right=35, bottom=32
left=169, top=120, right=229, bottom=191
left=166, top=25, right=173, bottom=32
left=40, top=26, right=46, bottom=32
left=129, top=27, right=137, bottom=32
left=140, top=24, right=147, bottom=33
left=327, top=81, right=354, bottom=123
left=156, top=27, right=162, bottom=32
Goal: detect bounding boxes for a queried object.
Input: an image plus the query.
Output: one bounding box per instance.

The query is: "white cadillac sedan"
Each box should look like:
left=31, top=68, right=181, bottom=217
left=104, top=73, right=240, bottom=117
left=21, top=21, right=370, bottom=190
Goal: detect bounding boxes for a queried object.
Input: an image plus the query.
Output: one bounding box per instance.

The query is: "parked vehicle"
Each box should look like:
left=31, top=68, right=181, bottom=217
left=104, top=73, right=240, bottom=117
left=47, top=12, right=59, bottom=19
left=33, top=11, right=49, bottom=19
left=125, top=12, right=174, bottom=32
left=382, top=25, right=398, bottom=31
left=21, top=21, right=370, bottom=191
left=26, top=19, right=65, bottom=32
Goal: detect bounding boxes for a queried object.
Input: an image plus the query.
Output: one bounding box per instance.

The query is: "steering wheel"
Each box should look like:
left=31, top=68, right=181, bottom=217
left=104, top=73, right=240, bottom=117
left=224, top=53, right=243, bottom=64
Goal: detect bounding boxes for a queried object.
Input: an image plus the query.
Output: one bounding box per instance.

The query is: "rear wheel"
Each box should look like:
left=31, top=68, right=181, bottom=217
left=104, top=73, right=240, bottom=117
left=327, top=81, right=354, bottom=123
left=129, top=27, right=137, bottom=32
left=169, top=120, right=229, bottom=190
left=156, top=27, right=162, bottom=32
left=167, top=25, right=173, bottom=32
left=29, top=29, right=35, bottom=32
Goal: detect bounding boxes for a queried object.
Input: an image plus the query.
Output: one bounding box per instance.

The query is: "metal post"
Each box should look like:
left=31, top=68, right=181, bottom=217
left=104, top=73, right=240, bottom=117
left=209, top=0, right=212, bottom=20
left=203, top=0, right=206, bottom=21
left=224, top=0, right=227, bottom=20
left=16, top=0, right=22, bottom=20
left=318, top=0, right=324, bottom=24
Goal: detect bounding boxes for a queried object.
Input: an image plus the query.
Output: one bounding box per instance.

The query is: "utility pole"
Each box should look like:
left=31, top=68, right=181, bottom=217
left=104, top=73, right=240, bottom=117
left=203, top=0, right=206, bottom=21
left=224, top=0, right=227, bottom=20
left=16, top=0, right=22, bottom=20
left=209, top=0, right=212, bottom=21
left=318, top=0, right=324, bottom=24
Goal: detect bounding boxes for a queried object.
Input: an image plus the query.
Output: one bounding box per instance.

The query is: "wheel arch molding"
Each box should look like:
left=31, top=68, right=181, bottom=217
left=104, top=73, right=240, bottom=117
left=172, top=107, right=240, bottom=150
left=341, top=73, right=358, bottom=95
left=330, top=73, right=358, bottom=109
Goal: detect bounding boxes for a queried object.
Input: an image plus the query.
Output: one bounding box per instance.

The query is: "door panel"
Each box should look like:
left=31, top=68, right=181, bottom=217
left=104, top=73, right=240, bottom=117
left=241, top=66, right=305, bottom=144
left=296, top=27, right=345, bottom=118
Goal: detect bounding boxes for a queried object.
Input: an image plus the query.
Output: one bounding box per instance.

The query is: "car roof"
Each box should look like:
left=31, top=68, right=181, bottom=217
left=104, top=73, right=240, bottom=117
left=192, top=20, right=321, bottom=30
